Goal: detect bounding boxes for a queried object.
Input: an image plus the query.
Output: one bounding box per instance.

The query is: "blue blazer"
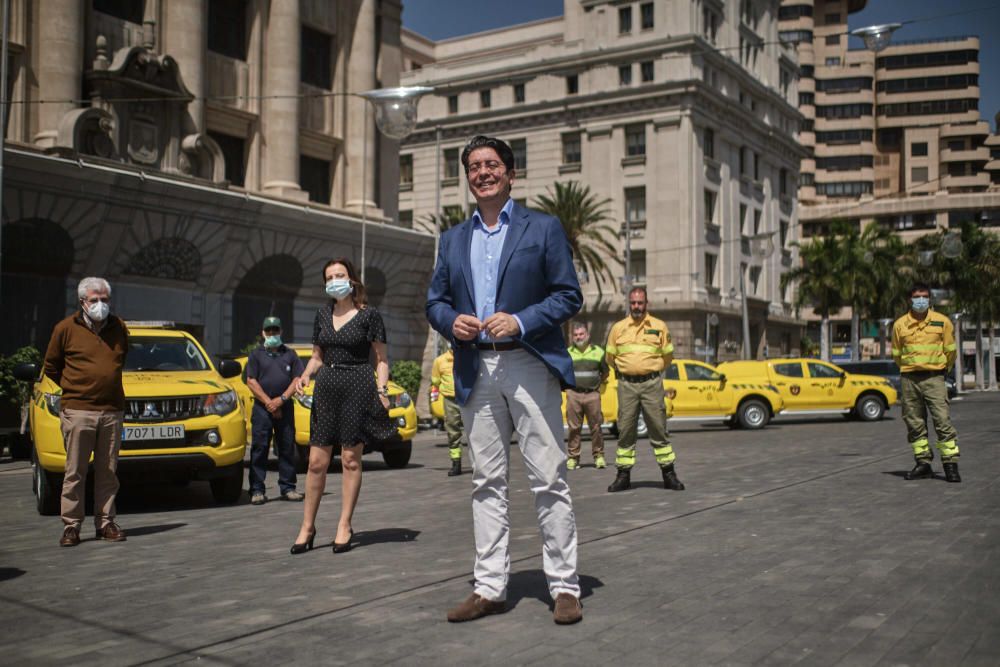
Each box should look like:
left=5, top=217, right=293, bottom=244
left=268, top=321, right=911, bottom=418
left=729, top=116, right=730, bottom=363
left=426, top=202, right=583, bottom=406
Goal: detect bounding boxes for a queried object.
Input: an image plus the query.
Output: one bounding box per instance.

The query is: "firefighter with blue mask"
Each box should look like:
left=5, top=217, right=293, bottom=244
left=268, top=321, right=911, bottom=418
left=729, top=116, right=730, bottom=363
left=892, top=283, right=960, bottom=482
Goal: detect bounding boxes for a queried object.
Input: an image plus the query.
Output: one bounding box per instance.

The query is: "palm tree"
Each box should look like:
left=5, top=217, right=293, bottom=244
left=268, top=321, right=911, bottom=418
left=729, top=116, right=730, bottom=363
left=416, top=207, right=466, bottom=235
left=781, top=233, right=846, bottom=361
left=532, top=181, right=621, bottom=291
left=855, top=225, right=909, bottom=358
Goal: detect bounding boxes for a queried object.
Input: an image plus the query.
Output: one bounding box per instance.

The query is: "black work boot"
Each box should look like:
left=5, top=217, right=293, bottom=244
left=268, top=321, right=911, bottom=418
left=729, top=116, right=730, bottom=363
left=661, top=464, right=686, bottom=490
left=943, top=462, right=962, bottom=483
left=904, top=461, right=933, bottom=480
left=448, top=460, right=462, bottom=477
left=607, top=469, right=631, bottom=493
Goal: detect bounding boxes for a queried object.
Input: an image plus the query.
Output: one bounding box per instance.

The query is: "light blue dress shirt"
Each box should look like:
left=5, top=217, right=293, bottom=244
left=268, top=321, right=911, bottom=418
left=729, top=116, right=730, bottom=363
left=470, top=198, right=523, bottom=343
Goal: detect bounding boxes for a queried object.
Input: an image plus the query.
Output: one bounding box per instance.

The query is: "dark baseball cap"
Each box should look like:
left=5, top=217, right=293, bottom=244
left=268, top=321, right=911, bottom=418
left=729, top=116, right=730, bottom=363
left=262, top=316, right=282, bottom=329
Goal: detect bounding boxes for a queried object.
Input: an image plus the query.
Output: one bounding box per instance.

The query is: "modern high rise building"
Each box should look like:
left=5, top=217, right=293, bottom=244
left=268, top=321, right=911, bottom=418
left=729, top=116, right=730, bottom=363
left=2, top=0, right=434, bottom=359
left=777, top=0, right=1000, bottom=357
left=401, top=0, right=807, bottom=362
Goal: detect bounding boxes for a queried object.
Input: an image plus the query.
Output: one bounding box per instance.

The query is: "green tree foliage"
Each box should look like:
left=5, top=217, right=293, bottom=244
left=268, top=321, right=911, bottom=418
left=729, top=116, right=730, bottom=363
left=532, top=181, right=622, bottom=290
left=781, top=231, right=845, bottom=360
left=0, top=346, right=42, bottom=408
left=417, top=207, right=467, bottom=235
left=390, top=360, right=421, bottom=398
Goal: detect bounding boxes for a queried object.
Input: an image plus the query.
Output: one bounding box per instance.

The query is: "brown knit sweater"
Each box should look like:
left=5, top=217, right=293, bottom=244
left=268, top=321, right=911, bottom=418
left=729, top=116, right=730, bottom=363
left=43, top=313, right=129, bottom=411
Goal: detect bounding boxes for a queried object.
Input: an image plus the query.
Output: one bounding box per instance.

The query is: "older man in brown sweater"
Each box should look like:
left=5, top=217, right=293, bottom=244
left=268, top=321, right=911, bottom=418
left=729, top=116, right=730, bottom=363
left=44, top=277, right=129, bottom=547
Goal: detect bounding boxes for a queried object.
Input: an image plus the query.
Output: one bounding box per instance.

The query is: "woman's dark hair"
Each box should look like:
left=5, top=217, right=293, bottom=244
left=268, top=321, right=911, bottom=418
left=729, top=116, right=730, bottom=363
left=460, top=135, right=515, bottom=174
left=322, top=257, right=368, bottom=308
left=909, top=282, right=931, bottom=297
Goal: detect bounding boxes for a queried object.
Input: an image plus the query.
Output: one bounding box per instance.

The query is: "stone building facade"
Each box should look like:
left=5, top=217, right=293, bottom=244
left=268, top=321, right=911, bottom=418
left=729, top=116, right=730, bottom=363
left=400, top=0, right=807, bottom=363
left=2, top=0, right=434, bottom=360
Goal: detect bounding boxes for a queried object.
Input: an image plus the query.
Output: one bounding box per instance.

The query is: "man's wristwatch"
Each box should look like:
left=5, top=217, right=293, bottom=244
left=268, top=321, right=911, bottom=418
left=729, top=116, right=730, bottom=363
left=279, top=395, right=287, bottom=403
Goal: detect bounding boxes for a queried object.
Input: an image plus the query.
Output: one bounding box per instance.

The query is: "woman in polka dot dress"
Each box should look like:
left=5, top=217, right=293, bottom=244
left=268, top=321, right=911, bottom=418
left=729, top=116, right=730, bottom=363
left=291, top=257, right=397, bottom=554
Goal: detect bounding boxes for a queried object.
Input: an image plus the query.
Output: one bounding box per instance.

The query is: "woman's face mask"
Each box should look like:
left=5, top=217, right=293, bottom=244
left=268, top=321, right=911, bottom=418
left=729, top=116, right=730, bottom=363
left=325, top=279, right=353, bottom=300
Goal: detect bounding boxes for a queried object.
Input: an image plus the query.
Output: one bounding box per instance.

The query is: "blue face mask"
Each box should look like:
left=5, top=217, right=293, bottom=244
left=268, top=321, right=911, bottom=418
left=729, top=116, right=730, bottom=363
left=911, top=296, right=930, bottom=313
left=264, top=335, right=282, bottom=347
left=325, top=279, right=353, bottom=300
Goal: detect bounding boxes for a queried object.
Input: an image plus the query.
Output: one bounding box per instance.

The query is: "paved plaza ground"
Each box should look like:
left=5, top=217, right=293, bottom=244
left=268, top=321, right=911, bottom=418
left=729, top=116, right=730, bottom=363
left=0, top=393, right=997, bottom=666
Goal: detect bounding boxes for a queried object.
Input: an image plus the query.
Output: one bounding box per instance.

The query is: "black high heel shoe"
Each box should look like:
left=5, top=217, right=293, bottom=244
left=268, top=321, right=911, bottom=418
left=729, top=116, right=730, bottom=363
left=290, top=529, right=316, bottom=555
left=332, top=529, right=354, bottom=554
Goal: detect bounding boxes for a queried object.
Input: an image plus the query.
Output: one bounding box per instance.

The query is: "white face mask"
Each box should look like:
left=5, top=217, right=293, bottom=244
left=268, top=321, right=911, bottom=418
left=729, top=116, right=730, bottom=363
left=85, top=301, right=110, bottom=322
left=325, top=279, right=353, bottom=300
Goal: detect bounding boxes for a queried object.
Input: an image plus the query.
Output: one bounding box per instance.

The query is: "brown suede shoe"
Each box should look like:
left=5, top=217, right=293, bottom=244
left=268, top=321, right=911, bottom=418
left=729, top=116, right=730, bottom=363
left=446, top=593, right=507, bottom=622
left=553, top=593, right=583, bottom=625
left=59, top=526, right=80, bottom=547
left=95, top=522, right=126, bottom=542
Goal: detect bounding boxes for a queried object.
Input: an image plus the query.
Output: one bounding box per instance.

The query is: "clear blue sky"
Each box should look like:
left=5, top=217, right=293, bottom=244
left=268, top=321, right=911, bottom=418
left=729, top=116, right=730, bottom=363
left=402, top=0, right=1000, bottom=130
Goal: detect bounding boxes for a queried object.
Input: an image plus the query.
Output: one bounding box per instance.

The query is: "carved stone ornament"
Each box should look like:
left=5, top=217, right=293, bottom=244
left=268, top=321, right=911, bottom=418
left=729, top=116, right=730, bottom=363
left=128, top=118, right=159, bottom=164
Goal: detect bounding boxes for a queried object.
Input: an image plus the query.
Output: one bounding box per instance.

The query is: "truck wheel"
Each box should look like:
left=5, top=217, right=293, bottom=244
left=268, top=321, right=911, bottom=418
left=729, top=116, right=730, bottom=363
left=737, top=399, right=770, bottom=430
left=382, top=441, right=412, bottom=469
left=210, top=463, right=244, bottom=504
left=32, top=448, right=61, bottom=516
left=855, top=394, right=885, bottom=422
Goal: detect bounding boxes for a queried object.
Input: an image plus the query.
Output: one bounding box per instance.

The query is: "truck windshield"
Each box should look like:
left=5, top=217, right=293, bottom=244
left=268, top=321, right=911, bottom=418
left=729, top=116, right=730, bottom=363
left=126, top=337, right=209, bottom=372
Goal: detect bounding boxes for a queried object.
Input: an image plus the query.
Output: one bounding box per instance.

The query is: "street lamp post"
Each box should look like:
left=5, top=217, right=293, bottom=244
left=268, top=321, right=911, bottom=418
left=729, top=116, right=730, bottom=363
left=356, top=86, right=433, bottom=283
left=952, top=312, right=964, bottom=395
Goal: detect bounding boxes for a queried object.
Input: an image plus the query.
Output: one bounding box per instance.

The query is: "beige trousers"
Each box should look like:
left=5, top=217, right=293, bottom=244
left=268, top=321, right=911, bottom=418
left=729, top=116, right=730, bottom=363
left=565, top=389, right=604, bottom=460
left=60, top=408, right=124, bottom=529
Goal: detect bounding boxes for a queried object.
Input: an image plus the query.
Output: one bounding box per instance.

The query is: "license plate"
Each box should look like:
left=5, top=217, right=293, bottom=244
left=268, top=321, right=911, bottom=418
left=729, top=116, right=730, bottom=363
left=123, top=425, right=186, bottom=441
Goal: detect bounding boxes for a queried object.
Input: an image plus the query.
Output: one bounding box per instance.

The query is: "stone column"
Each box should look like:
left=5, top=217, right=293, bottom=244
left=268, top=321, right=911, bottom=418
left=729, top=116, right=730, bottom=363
left=161, top=0, right=206, bottom=134
left=345, top=0, right=377, bottom=213
left=33, top=0, right=83, bottom=148
left=262, top=0, right=306, bottom=199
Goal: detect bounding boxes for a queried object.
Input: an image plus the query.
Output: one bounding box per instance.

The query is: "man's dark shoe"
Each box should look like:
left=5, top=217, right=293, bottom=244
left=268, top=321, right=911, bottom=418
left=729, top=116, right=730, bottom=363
left=59, top=526, right=80, bottom=547
left=553, top=593, right=583, bottom=625
left=904, top=461, right=933, bottom=480
left=251, top=492, right=267, bottom=505
left=943, top=462, right=962, bottom=483
left=95, top=522, right=126, bottom=542
left=448, top=460, right=462, bottom=477
left=446, top=593, right=507, bottom=622
left=607, top=469, right=631, bottom=493
left=661, top=464, right=686, bottom=491
left=280, top=490, right=305, bottom=501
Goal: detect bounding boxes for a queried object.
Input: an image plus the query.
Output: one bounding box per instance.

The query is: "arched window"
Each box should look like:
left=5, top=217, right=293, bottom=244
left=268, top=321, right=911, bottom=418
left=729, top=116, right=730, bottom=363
left=232, top=255, right=303, bottom=352
left=123, top=237, right=202, bottom=281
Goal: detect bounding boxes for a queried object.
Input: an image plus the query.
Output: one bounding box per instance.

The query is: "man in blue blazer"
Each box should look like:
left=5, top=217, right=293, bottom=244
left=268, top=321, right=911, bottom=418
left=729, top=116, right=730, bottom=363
left=427, top=136, right=584, bottom=625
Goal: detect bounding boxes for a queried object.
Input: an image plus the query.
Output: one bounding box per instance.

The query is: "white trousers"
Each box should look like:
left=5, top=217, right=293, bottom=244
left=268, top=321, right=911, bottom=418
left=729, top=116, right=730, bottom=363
left=459, top=349, right=580, bottom=601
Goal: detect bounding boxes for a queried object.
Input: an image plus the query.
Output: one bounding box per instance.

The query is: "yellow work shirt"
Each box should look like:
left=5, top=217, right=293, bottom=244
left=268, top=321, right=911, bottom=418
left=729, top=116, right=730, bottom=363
left=892, top=309, right=956, bottom=373
left=605, top=313, right=674, bottom=376
left=431, top=350, right=456, bottom=398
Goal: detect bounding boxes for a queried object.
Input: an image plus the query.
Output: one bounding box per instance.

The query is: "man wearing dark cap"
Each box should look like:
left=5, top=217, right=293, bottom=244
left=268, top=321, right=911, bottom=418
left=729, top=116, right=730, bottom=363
left=246, top=316, right=304, bottom=505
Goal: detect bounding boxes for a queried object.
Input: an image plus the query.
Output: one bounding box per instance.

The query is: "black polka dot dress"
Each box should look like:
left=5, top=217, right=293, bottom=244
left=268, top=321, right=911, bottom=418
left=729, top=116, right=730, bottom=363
left=309, top=303, right=398, bottom=447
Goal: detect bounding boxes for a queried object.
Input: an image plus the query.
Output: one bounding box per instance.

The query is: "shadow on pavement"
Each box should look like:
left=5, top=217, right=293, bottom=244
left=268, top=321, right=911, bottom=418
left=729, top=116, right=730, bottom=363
left=355, top=527, right=420, bottom=547
left=506, top=570, right=604, bottom=609
left=125, top=522, right=187, bottom=538
left=0, top=567, right=26, bottom=582
left=881, top=470, right=947, bottom=481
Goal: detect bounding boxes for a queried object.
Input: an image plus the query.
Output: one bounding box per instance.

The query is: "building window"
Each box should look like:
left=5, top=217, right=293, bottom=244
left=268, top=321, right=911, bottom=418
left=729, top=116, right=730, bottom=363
left=816, top=155, right=874, bottom=171
left=566, top=74, right=579, bottom=95
left=513, top=83, right=525, bottom=104
left=740, top=147, right=748, bottom=177
left=779, top=5, right=813, bottom=20
left=399, top=154, right=413, bottom=187
left=702, top=7, right=719, bottom=43
left=825, top=35, right=840, bottom=46
left=480, top=89, right=491, bottom=109
left=619, top=64, right=632, bottom=86
left=780, top=220, right=790, bottom=247
left=625, top=125, right=646, bottom=157
left=780, top=68, right=792, bottom=97
left=619, top=6, right=632, bottom=34
left=779, top=30, right=814, bottom=44
left=562, top=133, right=582, bottom=165
left=815, top=181, right=873, bottom=197
left=444, top=148, right=459, bottom=180
left=825, top=57, right=841, bottom=66
left=704, top=253, right=717, bottom=288
left=779, top=168, right=788, bottom=196
left=749, top=266, right=762, bottom=294
left=911, top=167, right=929, bottom=183
left=740, top=203, right=748, bottom=233
left=208, top=131, right=246, bottom=187
left=877, top=74, right=979, bottom=94
left=301, top=26, right=333, bottom=89
left=641, top=3, right=654, bottom=30
left=511, top=139, right=527, bottom=172
left=877, top=49, right=978, bottom=70
left=878, top=98, right=978, bottom=117
left=299, top=155, right=330, bottom=204
left=799, top=92, right=815, bottom=106
left=448, top=95, right=459, bottom=114
left=815, top=129, right=873, bottom=144
left=625, top=187, right=646, bottom=227
left=947, top=139, right=965, bottom=151
left=207, top=0, right=247, bottom=60
left=815, top=103, right=873, bottom=119
left=741, top=0, right=757, bottom=28
left=704, top=189, right=717, bottom=226
left=753, top=152, right=760, bottom=181
left=704, top=127, right=715, bottom=160
left=398, top=210, right=413, bottom=228
left=753, top=209, right=762, bottom=235
left=640, top=61, right=654, bottom=83
left=93, top=0, right=144, bottom=23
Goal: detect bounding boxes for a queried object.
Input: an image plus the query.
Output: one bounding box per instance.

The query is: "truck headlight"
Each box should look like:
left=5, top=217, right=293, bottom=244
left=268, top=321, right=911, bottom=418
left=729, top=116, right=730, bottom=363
left=295, top=394, right=314, bottom=409
left=43, top=393, right=61, bottom=416
left=393, top=392, right=412, bottom=408
left=202, top=390, right=238, bottom=416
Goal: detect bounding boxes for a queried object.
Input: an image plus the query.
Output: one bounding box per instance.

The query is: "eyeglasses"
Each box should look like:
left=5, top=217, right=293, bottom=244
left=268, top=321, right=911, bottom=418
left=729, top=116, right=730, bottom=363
left=467, top=160, right=506, bottom=175
left=83, top=297, right=110, bottom=304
